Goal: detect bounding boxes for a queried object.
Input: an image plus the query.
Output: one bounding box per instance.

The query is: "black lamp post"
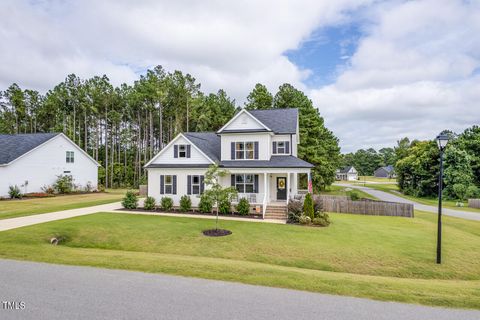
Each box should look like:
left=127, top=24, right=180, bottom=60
left=436, top=134, right=449, bottom=264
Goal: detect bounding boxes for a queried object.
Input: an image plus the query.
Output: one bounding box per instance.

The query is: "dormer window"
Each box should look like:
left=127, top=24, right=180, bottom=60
left=235, top=142, right=255, bottom=159
left=174, top=144, right=191, bottom=158
left=273, top=141, right=290, bottom=155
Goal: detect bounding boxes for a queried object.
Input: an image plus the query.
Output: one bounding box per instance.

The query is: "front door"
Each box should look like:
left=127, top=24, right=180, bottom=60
left=276, top=177, right=287, bottom=200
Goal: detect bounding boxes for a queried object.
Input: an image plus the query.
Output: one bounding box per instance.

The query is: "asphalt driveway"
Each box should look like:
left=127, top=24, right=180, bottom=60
left=0, top=259, right=478, bottom=320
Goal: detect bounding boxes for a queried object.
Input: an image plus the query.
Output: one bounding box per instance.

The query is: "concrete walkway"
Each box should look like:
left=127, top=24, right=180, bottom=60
left=0, top=202, right=123, bottom=232
left=335, top=183, right=480, bottom=221
left=0, top=202, right=285, bottom=232
left=1, top=259, right=478, bottom=320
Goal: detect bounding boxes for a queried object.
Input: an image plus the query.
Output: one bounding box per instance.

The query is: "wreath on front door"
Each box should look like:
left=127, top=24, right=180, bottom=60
left=278, top=179, right=286, bottom=189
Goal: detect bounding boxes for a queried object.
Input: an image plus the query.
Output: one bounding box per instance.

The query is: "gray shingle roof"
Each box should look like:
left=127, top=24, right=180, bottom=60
left=337, top=166, right=354, bottom=173
left=220, top=156, right=313, bottom=168
left=146, top=131, right=314, bottom=169
left=0, top=133, right=60, bottom=165
left=248, top=108, right=298, bottom=134
left=184, top=132, right=221, bottom=162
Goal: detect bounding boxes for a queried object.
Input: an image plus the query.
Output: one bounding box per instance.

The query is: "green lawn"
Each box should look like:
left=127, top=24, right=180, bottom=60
left=0, top=189, right=128, bottom=220
left=0, top=211, right=479, bottom=309
left=320, top=185, right=378, bottom=200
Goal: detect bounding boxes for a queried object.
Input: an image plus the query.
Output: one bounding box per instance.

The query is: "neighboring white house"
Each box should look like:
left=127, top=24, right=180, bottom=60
left=0, top=133, right=99, bottom=197
left=336, top=166, right=358, bottom=181
left=145, top=108, right=313, bottom=218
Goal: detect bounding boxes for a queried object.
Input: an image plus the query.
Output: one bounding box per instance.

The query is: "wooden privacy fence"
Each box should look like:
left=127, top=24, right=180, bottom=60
left=319, top=196, right=414, bottom=218
left=468, top=199, right=480, bottom=209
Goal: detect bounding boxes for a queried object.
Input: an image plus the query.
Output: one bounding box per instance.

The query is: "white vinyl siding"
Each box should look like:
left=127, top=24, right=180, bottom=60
left=150, top=135, right=211, bottom=164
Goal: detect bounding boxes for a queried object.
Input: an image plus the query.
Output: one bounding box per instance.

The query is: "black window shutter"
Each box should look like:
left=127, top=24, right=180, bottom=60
left=231, top=142, right=235, bottom=160
left=254, top=142, right=259, bottom=159
left=254, top=174, right=259, bottom=193
left=272, top=141, right=277, bottom=154
left=173, top=175, right=177, bottom=195
left=285, top=141, right=290, bottom=154
left=160, top=175, right=164, bottom=194
left=174, top=145, right=178, bottom=158
left=187, top=145, right=191, bottom=158
left=231, top=174, right=235, bottom=187
left=200, top=176, right=205, bottom=194
left=187, top=175, right=192, bottom=195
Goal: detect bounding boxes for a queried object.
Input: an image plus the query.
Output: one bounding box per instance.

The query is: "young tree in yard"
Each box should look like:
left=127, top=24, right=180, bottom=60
left=202, top=164, right=237, bottom=230
left=244, top=83, right=273, bottom=110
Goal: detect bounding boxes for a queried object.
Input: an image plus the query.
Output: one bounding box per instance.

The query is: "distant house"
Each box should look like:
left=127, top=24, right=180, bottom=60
left=336, top=166, right=358, bottom=181
left=0, top=133, right=99, bottom=198
left=374, top=165, right=396, bottom=178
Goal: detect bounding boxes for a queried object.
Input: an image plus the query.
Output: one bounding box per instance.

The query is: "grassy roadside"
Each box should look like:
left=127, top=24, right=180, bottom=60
left=0, top=211, right=479, bottom=309
left=0, top=189, right=128, bottom=220
left=320, top=185, right=378, bottom=200
left=364, top=184, right=480, bottom=213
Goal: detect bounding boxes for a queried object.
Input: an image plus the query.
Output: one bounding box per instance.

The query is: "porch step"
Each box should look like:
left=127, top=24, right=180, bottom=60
left=264, top=204, right=287, bottom=220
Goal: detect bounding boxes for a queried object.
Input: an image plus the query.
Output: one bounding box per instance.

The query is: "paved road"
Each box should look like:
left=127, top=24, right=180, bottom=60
left=335, top=183, right=480, bottom=221
left=0, top=259, right=478, bottom=320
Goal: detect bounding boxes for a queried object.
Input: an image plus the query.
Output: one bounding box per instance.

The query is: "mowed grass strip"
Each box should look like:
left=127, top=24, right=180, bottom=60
left=0, top=189, right=127, bottom=220
left=0, top=211, right=479, bottom=308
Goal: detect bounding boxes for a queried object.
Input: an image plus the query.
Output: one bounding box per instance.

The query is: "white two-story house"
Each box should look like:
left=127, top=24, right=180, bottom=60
left=145, top=108, right=313, bottom=218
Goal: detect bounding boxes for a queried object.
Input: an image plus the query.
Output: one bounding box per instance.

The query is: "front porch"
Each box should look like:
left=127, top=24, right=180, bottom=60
left=223, top=168, right=311, bottom=219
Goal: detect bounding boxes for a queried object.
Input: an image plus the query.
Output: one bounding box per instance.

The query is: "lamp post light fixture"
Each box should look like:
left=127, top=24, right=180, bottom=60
left=436, top=134, right=449, bottom=264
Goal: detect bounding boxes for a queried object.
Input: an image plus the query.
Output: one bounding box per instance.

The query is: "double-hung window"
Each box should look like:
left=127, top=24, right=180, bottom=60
left=235, top=174, right=255, bottom=193
left=273, top=141, right=289, bottom=154
left=192, top=175, right=201, bottom=194
left=66, top=151, right=74, bottom=163
left=178, top=145, right=187, bottom=158
left=235, top=142, right=254, bottom=160
left=164, top=175, right=173, bottom=194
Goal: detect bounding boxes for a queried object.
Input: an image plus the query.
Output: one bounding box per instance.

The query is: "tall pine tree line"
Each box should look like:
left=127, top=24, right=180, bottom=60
left=0, top=71, right=341, bottom=191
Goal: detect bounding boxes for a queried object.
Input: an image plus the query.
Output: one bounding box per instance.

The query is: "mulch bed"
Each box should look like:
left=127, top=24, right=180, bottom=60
left=116, top=208, right=263, bottom=220
left=202, top=229, right=232, bottom=237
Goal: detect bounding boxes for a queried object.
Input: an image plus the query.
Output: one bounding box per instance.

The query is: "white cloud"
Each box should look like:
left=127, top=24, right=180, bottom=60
left=311, top=0, right=480, bottom=152
left=1, top=0, right=479, bottom=152
left=0, top=0, right=371, bottom=95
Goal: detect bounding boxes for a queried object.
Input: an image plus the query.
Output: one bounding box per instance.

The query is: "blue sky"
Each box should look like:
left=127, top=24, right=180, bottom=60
left=1, top=0, right=479, bottom=152
left=285, top=24, right=363, bottom=88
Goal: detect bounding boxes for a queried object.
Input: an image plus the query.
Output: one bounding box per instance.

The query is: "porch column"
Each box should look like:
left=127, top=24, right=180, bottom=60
left=286, top=173, right=290, bottom=204
left=263, top=172, right=268, bottom=216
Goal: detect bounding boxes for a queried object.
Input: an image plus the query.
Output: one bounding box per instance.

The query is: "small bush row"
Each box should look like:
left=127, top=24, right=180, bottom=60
left=122, top=193, right=251, bottom=216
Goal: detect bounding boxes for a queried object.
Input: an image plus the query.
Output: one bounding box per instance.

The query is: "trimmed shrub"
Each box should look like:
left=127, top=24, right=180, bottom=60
left=143, top=196, right=156, bottom=210
left=303, top=193, right=314, bottom=220
left=219, top=199, right=231, bottom=214
left=160, top=197, right=173, bottom=211
left=348, top=191, right=360, bottom=201
left=299, top=215, right=311, bottom=225
left=8, top=185, right=22, bottom=199
left=236, top=198, right=250, bottom=216
left=313, top=196, right=324, bottom=216
left=312, top=212, right=331, bottom=227
left=287, top=199, right=303, bottom=223
left=54, top=175, right=74, bottom=194
left=452, top=183, right=468, bottom=201
left=198, top=195, right=213, bottom=213
left=122, top=190, right=138, bottom=209
left=180, top=195, right=192, bottom=212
